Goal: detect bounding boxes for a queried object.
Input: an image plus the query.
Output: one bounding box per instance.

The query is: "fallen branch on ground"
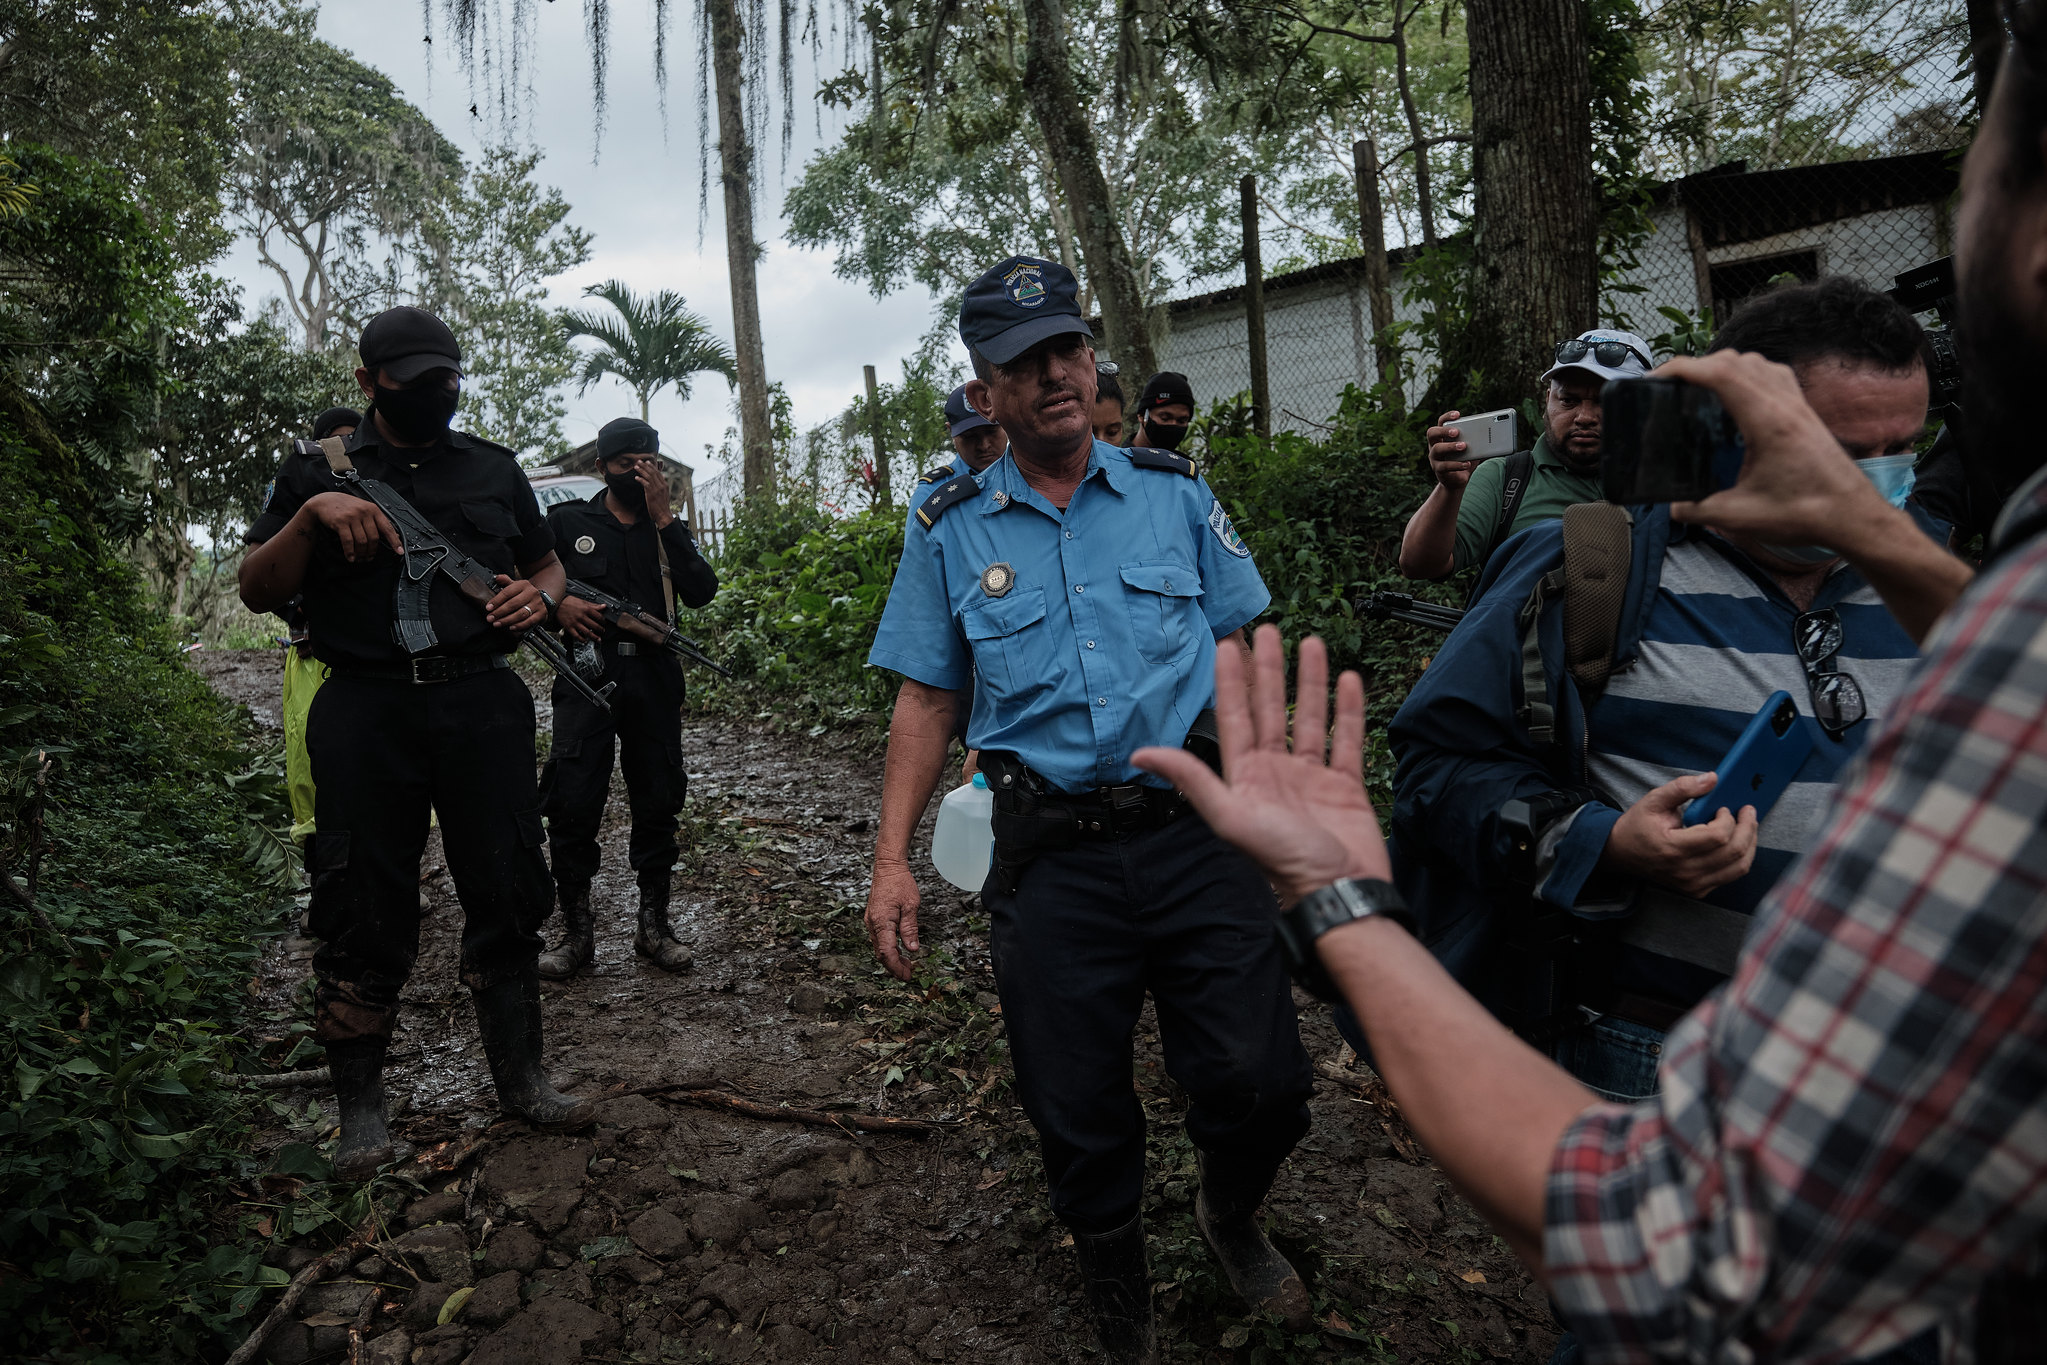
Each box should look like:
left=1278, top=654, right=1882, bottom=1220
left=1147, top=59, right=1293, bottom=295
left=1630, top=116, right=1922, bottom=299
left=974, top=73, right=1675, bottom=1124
left=628, top=1081, right=955, bottom=1135
left=223, top=1210, right=381, bottom=1365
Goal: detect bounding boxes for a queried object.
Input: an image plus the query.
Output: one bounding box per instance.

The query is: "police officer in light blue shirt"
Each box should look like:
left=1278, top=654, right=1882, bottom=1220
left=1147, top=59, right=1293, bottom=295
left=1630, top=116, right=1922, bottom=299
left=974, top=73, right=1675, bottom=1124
left=864, top=256, right=1314, bottom=1364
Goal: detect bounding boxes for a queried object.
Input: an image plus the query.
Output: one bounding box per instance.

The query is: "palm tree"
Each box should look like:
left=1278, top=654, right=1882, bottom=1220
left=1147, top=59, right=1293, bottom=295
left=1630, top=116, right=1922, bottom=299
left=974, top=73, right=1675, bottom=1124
left=561, top=281, right=738, bottom=423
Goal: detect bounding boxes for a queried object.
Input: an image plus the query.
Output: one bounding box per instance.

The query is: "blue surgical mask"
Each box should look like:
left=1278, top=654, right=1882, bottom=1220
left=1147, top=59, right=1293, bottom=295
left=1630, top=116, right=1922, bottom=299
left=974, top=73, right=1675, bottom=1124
left=1858, top=451, right=1918, bottom=509
left=1763, top=453, right=1921, bottom=564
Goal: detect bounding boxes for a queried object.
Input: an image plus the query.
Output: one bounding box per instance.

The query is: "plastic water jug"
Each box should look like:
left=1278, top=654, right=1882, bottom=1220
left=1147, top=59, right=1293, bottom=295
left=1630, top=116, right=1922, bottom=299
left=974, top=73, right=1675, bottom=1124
left=931, top=773, right=995, bottom=893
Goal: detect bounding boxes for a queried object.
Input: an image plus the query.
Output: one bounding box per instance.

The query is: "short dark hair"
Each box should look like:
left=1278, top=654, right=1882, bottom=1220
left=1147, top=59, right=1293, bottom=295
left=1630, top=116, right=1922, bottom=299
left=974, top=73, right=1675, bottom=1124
left=1708, top=275, right=1931, bottom=374
left=970, top=347, right=993, bottom=384
left=1096, top=371, right=1124, bottom=405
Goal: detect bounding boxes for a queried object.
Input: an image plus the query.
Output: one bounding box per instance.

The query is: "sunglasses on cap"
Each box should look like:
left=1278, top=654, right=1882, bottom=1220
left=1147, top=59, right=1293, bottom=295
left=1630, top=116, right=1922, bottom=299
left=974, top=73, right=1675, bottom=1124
left=1555, top=337, right=1653, bottom=370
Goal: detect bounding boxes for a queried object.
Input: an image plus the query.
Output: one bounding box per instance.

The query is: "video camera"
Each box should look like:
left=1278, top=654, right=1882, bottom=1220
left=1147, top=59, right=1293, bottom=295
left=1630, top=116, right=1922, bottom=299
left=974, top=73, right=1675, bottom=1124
left=1888, top=256, right=1962, bottom=413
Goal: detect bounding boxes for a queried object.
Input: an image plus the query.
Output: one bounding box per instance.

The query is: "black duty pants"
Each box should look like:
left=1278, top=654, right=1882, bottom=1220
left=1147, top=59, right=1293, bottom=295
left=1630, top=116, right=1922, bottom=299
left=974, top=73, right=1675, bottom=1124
left=541, top=646, right=687, bottom=896
left=305, top=666, right=551, bottom=1045
left=984, top=812, right=1314, bottom=1235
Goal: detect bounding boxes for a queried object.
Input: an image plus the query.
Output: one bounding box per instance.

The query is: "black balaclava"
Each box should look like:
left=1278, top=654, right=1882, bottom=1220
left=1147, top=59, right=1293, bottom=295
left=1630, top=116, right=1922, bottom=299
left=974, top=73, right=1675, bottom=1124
left=1137, top=370, right=1195, bottom=450
left=597, top=417, right=659, bottom=509
left=372, top=381, right=458, bottom=445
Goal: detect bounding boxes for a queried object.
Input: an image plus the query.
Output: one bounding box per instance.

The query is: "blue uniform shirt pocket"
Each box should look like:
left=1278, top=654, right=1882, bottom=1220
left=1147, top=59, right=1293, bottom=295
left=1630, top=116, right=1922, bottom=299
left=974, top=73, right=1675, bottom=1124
left=961, top=586, right=1051, bottom=698
left=1119, top=561, right=1203, bottom=665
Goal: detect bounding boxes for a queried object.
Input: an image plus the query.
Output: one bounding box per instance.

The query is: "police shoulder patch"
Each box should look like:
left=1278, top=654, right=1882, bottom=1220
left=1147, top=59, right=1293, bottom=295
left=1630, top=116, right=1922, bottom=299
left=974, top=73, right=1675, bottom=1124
left=1208, top=498, right=1251, bottom=558
left=915, top=476, right=979, bottom=531
left=1128, top=447, right=1197, bottom=478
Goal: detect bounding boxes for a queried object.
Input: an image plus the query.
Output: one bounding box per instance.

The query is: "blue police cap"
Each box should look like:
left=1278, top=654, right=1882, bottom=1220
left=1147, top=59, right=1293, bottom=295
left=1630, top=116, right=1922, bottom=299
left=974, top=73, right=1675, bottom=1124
left=943, top=384, right=995, bottom=437
left=958, top=256, right=1093, bottom=366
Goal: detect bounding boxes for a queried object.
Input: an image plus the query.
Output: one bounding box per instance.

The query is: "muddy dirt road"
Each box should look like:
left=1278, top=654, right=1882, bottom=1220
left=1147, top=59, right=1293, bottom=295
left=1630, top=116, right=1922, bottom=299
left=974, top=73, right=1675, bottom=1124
left=194, top=650, right=1557, bottom=1364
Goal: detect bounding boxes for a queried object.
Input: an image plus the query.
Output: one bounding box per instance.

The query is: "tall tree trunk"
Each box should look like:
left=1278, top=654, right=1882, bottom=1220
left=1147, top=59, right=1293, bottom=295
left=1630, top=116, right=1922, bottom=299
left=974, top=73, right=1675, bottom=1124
left=1017, top=0, right=1158, bottom=382
left=708, top=0, right=774, bottom=497
left=1464, top=0, right=1599, bottom=409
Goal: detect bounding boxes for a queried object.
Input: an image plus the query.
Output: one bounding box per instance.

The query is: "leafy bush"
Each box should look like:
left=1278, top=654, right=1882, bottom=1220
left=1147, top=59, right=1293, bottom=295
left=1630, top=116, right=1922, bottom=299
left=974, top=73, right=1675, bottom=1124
left=0, top=395, right=292, bottom=1361
left=695, top=500, right=907, bottom=721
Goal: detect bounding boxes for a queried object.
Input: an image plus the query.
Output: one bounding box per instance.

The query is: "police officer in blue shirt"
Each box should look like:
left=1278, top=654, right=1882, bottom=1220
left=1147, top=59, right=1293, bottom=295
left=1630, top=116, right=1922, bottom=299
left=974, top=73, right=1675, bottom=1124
left=865, top=257, right=1314, bottom=1363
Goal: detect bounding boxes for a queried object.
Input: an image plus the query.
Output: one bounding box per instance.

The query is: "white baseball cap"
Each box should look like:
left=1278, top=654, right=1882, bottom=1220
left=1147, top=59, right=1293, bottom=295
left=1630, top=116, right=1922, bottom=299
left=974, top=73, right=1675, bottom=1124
left=1542, top=329, right=1656, bottom=385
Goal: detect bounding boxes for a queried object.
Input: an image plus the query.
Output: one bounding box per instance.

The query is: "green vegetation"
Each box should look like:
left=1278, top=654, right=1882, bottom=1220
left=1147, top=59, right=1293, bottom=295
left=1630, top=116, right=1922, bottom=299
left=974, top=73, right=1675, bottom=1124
left=0, top=401, right=297, bottom=1361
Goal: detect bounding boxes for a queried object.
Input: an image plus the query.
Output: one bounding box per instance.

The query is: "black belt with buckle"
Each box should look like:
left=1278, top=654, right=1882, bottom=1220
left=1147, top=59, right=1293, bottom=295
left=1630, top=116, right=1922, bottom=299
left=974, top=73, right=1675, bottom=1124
left=330, top=653, right=510, bottom=685
left=979, top=752, right=1189, bottom=840
left=609, top=639, right=641, bottom=656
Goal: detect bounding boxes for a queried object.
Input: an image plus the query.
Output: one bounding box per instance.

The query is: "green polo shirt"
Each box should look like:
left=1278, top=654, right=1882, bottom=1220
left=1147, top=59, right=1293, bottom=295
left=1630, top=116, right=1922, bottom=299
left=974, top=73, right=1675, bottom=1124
left=1450, top=434, right=1603, bottom=573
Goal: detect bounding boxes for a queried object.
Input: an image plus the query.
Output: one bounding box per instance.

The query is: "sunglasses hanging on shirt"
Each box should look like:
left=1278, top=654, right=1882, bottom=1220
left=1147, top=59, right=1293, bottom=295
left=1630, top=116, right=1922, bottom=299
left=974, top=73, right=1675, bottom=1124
left=1794, top=608, right=1868, bottom=740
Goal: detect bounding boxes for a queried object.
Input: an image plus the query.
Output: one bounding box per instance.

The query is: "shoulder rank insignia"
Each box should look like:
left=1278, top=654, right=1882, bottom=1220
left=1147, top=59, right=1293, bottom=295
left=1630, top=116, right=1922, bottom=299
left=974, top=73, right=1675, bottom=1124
left=1128, top=447, right=1198, bottom=479
left=915, top=476, right=978, bottom=530
left=916, top=465, right=955, bottom=485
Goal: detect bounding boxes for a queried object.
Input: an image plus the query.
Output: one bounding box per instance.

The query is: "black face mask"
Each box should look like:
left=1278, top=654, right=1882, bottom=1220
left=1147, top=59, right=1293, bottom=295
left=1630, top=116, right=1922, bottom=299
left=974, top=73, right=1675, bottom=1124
left=606, top=469, right=648, bottom=507
left=1142, top=416, right=1189, bottom=451
left=372, top=380, right=459, bottom=445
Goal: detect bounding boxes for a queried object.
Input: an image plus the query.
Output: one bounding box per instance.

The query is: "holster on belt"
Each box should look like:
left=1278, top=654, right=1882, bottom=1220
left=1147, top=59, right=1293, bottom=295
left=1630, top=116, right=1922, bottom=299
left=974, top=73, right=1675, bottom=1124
left=977, top=712, right=1222, bottom=896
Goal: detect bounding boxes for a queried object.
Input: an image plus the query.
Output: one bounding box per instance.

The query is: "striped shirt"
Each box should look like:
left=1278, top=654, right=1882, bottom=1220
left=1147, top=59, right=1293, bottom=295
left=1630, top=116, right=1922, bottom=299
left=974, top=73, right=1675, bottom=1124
left=1582, top=532, right=1922, bottom=1005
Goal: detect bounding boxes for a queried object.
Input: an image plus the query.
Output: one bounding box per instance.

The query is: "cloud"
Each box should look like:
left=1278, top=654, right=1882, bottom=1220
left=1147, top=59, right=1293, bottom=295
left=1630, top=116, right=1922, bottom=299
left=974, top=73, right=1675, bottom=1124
left=220, top=0, right=944, bottom=504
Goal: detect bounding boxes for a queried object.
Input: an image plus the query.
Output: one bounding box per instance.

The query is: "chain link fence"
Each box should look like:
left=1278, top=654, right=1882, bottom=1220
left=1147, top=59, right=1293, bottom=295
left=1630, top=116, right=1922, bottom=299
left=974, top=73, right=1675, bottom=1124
left=1158, top=2, right=1978, bottom=432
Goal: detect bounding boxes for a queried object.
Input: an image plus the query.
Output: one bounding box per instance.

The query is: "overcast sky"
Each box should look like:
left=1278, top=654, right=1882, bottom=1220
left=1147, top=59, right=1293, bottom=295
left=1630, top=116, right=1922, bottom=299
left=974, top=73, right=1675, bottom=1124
left=215, top=0, right=948, bottom=503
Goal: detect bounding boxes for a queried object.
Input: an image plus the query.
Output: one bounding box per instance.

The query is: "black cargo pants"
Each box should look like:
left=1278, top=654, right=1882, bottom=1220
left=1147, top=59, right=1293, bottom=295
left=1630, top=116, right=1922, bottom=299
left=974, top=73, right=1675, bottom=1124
left=541, top=643, right=687, bottom=897
left=305, top=665, right=552, bottom=1045
left=983, top=800, right=1314, bottom=1236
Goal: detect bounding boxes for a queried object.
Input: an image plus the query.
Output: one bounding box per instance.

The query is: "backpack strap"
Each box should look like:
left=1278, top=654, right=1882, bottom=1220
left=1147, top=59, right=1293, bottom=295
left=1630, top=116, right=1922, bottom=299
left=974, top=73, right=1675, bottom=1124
left=1560, top=502, right=1634, bottom=689
left=1484, top=450, right=1535, bottom=562
left=1515, top=501, right=1635, bottom=749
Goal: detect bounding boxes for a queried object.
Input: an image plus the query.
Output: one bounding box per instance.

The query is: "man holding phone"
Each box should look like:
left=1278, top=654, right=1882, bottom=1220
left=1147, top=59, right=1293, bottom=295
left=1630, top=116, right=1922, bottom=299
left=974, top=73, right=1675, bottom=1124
left=1387, top=279, right=1941, bottom=1104
left=1397, top=329, right=1652, bottom=579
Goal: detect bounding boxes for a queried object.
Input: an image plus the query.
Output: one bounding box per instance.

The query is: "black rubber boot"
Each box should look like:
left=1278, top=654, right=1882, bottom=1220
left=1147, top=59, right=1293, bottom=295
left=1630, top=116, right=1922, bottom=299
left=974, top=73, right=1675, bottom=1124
left=1193, top=1150, right=1312, bottom=1328
left=536, top=887, right=594, bottom=979
left=633, top=882, right=693, bottom=972
left=472, top=971, right=596, bottom=1131
left=328, top=1041, right=394, bottom=1180
left=1072, top=1213, right=1157, bottom=1365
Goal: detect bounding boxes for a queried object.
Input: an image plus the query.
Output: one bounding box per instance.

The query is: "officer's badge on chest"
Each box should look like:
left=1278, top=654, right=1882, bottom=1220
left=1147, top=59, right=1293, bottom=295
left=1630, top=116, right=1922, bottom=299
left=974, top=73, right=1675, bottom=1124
left=980, top=562, right=1015, bottom=597
left=574, top=535, right=596, bottom=554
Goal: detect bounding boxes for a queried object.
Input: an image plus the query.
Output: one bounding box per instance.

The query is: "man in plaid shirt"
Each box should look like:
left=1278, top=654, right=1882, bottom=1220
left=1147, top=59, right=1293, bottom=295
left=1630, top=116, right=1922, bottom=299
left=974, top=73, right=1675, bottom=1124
left=1132, top=13, right=2047, bottom=1359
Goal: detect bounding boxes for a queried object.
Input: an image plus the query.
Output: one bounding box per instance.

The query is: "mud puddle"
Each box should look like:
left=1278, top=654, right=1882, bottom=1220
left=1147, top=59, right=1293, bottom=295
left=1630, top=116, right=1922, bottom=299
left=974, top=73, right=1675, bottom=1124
left=190, top=649, right=1556, bottom=1363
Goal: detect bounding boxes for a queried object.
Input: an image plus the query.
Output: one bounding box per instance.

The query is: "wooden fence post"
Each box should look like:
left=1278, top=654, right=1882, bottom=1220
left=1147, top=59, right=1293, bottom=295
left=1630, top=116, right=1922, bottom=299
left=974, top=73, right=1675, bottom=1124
left=863, top=364, right=889, bottom=505
left=1352, top=139, right=1401, bottom=395
left=1240, top=173, right=1270, bottom=438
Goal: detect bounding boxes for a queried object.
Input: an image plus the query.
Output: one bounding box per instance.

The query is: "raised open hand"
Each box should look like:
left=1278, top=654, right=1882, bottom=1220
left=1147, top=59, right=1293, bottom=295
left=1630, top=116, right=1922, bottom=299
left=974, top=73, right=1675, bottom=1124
left=1133, top=625, right=1390, bottom=904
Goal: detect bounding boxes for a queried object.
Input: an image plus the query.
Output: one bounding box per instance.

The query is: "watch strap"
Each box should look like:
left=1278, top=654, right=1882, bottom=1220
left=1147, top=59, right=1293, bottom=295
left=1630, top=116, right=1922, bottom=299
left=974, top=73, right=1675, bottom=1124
left=1275, top=878, right=1415, bottom=1002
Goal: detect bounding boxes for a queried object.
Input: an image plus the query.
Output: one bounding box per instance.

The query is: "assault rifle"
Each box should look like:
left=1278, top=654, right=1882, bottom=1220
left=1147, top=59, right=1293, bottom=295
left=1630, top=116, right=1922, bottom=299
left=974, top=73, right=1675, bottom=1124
left=1360, top=591, right=1466, bottom=634
left=292, top=439, right=615, bottom=711
left=563, top=579, right=735, bottom=679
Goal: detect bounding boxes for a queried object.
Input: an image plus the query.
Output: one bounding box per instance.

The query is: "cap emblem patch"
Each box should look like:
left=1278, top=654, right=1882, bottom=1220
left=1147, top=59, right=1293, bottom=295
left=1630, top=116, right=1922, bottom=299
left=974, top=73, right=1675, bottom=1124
left=574, top=535, right=596, bottom=554
left=1003, top=263, right=1047, bottom=310
left=980, top=562, right=1015, bottom=597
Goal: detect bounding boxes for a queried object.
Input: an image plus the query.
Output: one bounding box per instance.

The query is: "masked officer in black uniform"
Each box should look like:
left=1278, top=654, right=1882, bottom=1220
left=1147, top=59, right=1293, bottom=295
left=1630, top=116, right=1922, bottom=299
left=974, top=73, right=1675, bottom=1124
left=240, top=306, right=594, bottom=1178
left=538, top=417, right=718, bottom=977
left=865, top=258, right=1314, bottom=1363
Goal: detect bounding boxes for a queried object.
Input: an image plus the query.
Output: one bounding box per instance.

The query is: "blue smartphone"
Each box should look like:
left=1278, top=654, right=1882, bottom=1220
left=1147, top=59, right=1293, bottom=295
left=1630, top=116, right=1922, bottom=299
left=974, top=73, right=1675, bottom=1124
left=1684, top=690, right=1814, bottom=827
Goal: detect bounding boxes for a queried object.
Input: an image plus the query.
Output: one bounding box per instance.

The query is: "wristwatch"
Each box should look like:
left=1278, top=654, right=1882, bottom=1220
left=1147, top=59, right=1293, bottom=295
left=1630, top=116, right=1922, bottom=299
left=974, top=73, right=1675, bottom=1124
left=1275, top=878, right=1417, bottom=1002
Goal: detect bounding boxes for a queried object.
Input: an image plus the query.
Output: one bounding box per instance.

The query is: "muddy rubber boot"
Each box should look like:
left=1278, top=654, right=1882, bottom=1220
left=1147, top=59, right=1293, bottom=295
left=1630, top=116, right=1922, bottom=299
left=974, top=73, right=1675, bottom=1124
left=633, top=883, right=693, bottom=972
left=1193, top=1151, right=1312, bottom=1329
left=536, top=887, right=594, bottom=979
left=1072, top=1213, right=1157, bottom=1365
left=328, top=1041, right=394, bottom=1180
left=472, top=972, right=597, bottom=1132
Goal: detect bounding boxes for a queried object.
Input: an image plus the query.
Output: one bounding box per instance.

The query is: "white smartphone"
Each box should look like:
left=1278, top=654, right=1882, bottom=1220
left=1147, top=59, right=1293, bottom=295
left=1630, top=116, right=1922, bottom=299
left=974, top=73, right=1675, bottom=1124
left=1452, top=408, right=1518, bottom=460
